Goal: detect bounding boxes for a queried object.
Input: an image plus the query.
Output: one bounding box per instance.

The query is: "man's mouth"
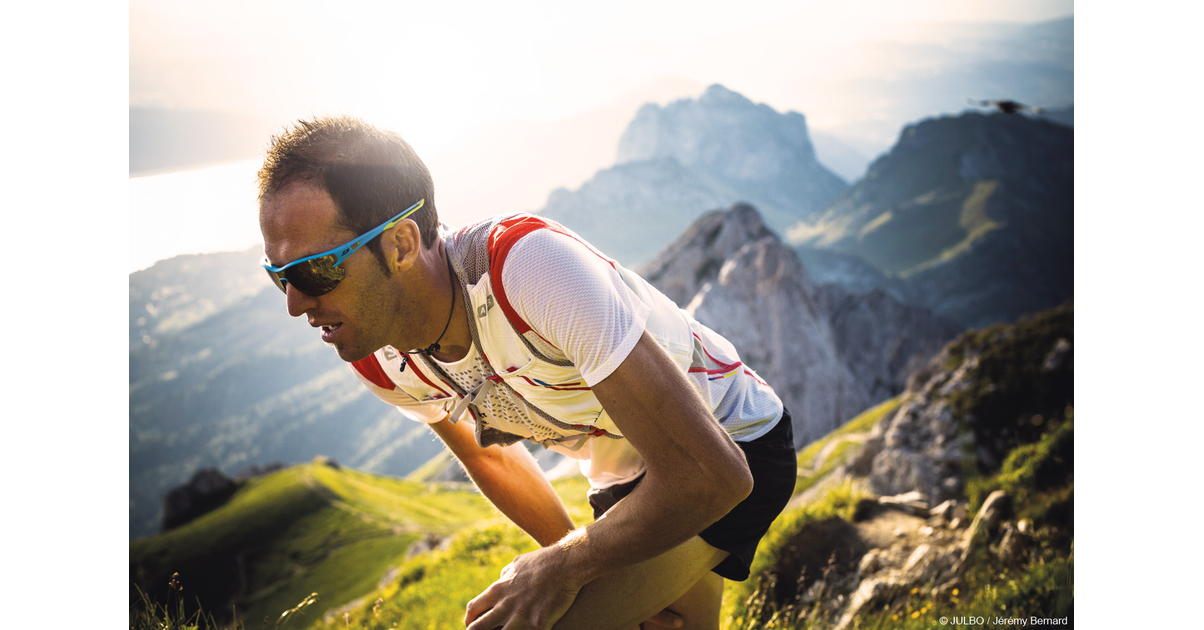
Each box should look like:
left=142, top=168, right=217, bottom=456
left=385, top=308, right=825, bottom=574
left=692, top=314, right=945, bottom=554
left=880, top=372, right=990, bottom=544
left=320, top=323, right=342, bottom=343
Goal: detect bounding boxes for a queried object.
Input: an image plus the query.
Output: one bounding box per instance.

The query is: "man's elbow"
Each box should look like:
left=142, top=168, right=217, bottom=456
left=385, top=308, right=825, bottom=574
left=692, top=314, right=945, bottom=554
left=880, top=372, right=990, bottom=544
left=725, top=453, right=755, bottom=509
left=694, top=447, right=754, bottom=518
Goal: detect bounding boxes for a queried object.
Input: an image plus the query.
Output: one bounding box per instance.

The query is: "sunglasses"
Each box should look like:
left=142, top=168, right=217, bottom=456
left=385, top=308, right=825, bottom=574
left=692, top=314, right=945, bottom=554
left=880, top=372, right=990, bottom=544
left=262, top=198, right=424, bottom=297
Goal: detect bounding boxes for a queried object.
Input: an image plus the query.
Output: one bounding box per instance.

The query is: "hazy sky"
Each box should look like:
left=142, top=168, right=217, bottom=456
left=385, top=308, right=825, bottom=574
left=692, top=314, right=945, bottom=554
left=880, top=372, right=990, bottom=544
left=128, top=0, right=1073, bottom=271
left=132, top=0, right=1073, bottom=155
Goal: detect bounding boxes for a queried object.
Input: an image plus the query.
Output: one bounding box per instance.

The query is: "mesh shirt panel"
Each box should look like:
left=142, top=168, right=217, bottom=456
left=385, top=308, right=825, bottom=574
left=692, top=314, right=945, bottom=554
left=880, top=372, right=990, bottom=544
left=431, top=346, right=564, bottom=442
left=499, top=230, right=650, bottom=388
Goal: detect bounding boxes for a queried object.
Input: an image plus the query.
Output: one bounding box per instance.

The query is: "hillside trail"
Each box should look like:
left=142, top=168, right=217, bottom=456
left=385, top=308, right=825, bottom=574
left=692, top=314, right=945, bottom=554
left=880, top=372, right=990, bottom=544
left=300, top=469, right=417, bottom=536
left=784, top=428, right=948, bottom=577
left=787, top=430, right=874, bottom=511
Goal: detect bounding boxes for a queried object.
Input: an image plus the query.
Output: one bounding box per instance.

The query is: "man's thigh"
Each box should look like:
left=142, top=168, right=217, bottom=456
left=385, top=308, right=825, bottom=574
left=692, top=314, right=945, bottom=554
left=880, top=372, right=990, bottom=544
left=647, top=570, right=724, bottom=630
left=551, top=536, right=728, bottom=630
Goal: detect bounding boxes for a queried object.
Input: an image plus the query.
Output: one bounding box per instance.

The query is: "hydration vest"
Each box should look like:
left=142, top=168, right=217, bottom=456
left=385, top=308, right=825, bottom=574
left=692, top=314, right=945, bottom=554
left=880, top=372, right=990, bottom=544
left=350, top=214, right=778, bottom=455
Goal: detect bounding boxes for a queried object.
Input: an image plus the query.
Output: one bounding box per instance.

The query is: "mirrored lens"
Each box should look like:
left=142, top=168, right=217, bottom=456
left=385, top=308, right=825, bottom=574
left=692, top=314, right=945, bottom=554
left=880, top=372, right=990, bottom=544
left=265, top=268, right=288, bottom=293
left=284, top=255, right=345, bottom=297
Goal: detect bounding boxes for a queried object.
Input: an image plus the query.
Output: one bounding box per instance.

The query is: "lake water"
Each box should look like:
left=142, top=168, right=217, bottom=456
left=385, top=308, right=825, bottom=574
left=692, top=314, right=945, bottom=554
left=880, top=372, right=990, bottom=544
left=129, top=159, right=264, bottom=273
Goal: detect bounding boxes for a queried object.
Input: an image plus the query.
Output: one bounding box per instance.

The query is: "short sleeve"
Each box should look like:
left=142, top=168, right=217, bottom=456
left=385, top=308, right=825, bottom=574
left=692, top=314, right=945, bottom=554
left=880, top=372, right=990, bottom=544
left=499, top=229, right=650, bottom=387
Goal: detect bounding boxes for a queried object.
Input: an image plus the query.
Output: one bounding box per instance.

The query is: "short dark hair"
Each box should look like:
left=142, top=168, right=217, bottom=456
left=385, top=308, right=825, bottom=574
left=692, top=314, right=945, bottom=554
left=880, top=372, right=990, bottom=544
left=257, top=116, right=439, bottom=266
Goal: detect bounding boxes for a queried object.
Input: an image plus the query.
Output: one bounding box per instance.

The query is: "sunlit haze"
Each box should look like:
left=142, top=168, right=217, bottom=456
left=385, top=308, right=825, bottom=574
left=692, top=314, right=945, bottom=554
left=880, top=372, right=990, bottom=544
left=130, top=0, right=1073, bottom=272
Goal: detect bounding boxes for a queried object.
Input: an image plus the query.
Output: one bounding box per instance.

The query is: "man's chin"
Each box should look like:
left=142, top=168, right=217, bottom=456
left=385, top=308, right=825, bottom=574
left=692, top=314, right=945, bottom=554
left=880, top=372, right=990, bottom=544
left=330, top=341, right=369, bottom=364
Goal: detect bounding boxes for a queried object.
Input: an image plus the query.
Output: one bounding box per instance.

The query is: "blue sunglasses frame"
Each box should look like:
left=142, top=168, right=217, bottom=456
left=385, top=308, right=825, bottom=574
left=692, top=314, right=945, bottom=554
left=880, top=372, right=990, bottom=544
left=262, top=198, right=425, bottom=296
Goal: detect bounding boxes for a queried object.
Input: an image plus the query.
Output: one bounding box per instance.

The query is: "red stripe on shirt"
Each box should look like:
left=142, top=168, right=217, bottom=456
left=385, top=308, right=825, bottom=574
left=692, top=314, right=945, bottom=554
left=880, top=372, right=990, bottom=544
left=692, top=333, right=742, bottom=372
left=352, top=354, right=396, bottom=391
left=688, top=362, right=744, bottom=376
left=487, top=215, right=615, bottom=337
left=743, top=369, right=771, bottom=388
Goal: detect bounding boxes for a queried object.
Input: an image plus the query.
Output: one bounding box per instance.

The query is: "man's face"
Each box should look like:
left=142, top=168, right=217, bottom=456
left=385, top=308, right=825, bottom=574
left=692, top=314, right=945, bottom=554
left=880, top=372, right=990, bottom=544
left=259, top=182, right=405, bottom=363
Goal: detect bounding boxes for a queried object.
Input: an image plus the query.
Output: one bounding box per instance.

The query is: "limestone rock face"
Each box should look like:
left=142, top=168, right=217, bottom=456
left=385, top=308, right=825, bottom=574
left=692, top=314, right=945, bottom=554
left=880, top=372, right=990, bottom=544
left=642, top=204, right=958, bottom=445
left=617, top=84, right=846, bottom=222
left=812, top=285, right=960, bottom=405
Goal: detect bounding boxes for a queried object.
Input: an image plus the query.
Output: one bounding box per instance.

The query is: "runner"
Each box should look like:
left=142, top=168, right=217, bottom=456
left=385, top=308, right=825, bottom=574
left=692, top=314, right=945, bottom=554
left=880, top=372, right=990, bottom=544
left=257, top=116, right=797, bottom=630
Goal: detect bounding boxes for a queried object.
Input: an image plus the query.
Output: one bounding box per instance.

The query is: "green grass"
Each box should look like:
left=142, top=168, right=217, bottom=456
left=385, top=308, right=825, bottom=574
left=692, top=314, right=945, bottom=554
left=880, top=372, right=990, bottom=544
left=901, top=180, right=1005, bottom=276
left=722, top=481, right=867, bottom=629
left=404, top=449, right=459, bottom=482
left=967, top=414, right=1073, bottom=518
left=794, top=396, right=904, bottom=494
left=849, top=553, right=1073, bottom=630
left=130, top=463, right=494, bottom=627
left=298, top=475, right=594, bottom=630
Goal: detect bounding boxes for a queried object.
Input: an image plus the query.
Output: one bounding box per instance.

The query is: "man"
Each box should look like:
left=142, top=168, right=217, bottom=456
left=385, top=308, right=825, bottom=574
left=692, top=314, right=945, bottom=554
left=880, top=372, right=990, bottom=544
left=257, top=116, right=796, bottom=630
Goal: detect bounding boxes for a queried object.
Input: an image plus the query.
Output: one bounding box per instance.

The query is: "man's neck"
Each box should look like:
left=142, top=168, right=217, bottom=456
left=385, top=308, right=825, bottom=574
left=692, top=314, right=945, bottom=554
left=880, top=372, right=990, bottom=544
left=425, top=245, right=473, bottom=363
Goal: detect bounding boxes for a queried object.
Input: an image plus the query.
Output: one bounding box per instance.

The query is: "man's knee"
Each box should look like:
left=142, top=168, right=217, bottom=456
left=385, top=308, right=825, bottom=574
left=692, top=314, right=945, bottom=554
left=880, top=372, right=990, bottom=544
left=552, top=538, right=727, bottom=630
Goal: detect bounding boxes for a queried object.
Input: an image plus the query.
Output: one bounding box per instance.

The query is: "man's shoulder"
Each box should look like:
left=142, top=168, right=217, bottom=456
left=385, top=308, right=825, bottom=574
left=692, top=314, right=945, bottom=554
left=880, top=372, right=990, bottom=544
left=447, top=213, right=600, bottom=269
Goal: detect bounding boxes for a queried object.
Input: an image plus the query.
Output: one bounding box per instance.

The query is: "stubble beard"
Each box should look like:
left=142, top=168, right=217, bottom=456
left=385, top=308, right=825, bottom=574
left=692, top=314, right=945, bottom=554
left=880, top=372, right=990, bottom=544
left=331, top=257, right=405, bottom=364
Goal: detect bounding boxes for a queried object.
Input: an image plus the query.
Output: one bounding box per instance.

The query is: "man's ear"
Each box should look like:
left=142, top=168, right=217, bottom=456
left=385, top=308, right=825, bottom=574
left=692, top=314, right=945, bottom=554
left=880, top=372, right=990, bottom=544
left=382, top=220, right=422, bottom=272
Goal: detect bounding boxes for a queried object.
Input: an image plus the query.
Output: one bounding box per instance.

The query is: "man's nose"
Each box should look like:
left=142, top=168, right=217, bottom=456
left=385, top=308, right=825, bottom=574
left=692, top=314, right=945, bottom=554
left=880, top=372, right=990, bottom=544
left=285, top=283, right=319, bottom=317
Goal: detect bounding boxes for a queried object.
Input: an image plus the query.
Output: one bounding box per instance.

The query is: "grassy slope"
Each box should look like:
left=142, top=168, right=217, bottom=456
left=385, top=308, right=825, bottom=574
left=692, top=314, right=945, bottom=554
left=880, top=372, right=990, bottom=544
left=794, top=395, right=903, bottom=495
left=130, top=462, right=493, bottom=626
left=300, top=475, right=593, bottom=629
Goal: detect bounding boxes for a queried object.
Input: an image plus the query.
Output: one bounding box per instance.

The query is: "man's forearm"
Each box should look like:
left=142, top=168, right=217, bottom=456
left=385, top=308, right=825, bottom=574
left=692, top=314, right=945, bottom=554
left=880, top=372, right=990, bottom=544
left=464, top=441, right=577, bottom=547
left=430, top=418, right=575, bottom=547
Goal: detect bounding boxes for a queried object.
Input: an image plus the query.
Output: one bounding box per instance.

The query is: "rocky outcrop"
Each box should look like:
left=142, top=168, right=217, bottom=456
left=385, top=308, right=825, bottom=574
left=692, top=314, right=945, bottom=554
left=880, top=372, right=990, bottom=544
left=735, top=304, right=1074, bottom=627
left=857, top=303, right=1074, bottom=504
left=161, top=468, right=239, bottom=531
left=642, top=204, right=959, bottom=444
left=812, top=285, right=961, bottom=406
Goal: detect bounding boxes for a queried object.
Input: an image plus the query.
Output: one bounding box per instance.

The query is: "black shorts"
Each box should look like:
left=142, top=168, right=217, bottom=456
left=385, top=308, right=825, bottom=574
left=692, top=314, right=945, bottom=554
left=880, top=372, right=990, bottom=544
left=586, top=408, right=797, bottom=581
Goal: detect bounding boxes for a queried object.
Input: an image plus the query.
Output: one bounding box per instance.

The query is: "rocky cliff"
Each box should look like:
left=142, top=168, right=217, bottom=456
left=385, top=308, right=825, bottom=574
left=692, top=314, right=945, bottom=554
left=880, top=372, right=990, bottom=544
left=642, top=204, right=958, bottom=445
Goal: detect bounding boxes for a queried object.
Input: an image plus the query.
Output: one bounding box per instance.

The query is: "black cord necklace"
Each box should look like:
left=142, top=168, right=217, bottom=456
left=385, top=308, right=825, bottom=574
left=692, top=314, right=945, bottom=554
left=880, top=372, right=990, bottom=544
left=422, top=252, right=457, bottom=355
left=399, top=253, right=457, bottom=374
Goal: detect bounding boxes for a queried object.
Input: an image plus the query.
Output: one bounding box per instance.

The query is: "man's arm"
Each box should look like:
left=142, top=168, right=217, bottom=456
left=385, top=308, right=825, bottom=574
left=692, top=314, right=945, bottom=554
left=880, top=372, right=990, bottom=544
left=430, top=417, right=575, bottom=547
left=464, top=331, right=754, bottom=629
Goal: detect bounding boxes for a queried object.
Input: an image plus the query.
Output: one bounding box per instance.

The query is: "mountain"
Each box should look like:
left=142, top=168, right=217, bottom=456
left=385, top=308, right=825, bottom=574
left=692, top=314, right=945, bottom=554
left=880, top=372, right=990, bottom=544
left=539, top=84, right=847, bottom=267
left=641, top=204, right=959, bottom=444
left=129, top=251, right=447, bottom=539
left=788, top=112, right=1073, bottom=328
left=426, top=77, right=707, bottom=224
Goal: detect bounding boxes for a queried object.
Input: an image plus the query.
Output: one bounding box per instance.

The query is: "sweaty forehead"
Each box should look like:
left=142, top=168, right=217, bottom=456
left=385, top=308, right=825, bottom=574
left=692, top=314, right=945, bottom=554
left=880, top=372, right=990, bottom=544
left=260, top=182, right=356, bottom=265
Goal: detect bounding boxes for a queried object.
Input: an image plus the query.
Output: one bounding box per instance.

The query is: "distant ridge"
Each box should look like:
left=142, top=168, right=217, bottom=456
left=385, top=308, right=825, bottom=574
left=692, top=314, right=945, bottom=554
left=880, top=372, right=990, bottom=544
left=789, top=112, right=1073, bottom=328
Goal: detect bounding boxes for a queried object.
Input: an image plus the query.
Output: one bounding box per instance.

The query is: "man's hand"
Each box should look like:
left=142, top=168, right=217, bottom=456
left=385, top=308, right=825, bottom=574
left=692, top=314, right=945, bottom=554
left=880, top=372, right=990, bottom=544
left=464, top=546, right=685, bottom=630
left=465, top=546, right=581, bottom=630
left=633, top=610, right=684, bottom=629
